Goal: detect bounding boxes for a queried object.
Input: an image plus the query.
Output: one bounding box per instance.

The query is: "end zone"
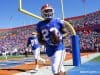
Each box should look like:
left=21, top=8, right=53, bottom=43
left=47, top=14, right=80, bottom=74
left=15, top=53, right=100, bottom=75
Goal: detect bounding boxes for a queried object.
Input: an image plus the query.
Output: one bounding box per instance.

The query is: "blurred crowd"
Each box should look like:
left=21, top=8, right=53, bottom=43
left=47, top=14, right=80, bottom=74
left=0, top=11, right=100, bottom=56
left=71, top=10, right=100, bottom=52
left=0, top=25, right=35, bottom=55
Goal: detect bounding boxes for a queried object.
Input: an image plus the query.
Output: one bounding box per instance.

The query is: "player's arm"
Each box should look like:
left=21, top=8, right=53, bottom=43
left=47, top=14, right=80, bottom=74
left=37, top=32, right=45, bottom=45
left=61, top=21, right=68, bottom=38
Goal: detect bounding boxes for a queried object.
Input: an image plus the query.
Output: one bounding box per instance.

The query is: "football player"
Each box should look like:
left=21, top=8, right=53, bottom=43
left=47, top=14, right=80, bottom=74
left=27, top=32, right=45, bottom=70
left=36, top=4, right=67, bottom=75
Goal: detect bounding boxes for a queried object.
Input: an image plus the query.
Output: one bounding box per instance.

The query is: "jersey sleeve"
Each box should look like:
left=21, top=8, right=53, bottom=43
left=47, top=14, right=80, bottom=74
left=59, top=19, right=65, bottom=28
left=56, top=19, right=65, bottom=32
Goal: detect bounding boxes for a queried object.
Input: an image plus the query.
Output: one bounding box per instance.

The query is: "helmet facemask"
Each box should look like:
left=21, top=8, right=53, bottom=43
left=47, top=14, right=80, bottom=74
left=41, top=4, right=54, bottom=19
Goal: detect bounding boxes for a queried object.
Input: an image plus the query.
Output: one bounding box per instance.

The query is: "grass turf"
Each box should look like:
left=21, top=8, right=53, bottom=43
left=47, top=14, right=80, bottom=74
left=91, top=55, right=100, bottom=62
left=0, top=55, right=26, bottom=60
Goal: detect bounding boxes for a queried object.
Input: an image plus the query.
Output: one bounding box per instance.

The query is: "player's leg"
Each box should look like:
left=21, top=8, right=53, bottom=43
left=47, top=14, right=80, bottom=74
left=3, top=52, right=7, bottom=60
left=49, top=50, right=66, bottom=75
left=38, top=57, right=46, bottom=64
left=33, top=48, right=39, bottom=70
left=37, top=47, right=46, bottom=63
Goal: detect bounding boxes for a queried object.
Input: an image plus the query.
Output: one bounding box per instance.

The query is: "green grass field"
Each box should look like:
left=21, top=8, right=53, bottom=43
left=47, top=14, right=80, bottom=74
left=0, top=54, right=46, bottom=61
left=91, top=55, right=100, bottom=62
left=0, top=55, right=33, bottom=61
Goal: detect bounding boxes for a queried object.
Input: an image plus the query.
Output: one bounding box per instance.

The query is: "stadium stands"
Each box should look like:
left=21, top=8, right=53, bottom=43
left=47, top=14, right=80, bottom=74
left=0, top=10, right=100, bottom=55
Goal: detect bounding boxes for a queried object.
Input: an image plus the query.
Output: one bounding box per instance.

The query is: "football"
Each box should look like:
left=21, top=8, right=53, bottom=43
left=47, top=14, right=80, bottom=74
left=50, top=31, right=60, bottom=44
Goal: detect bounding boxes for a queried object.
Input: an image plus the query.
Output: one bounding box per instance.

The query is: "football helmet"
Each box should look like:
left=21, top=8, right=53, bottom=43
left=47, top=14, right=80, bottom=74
left=41, top=4, right=54, bottom=19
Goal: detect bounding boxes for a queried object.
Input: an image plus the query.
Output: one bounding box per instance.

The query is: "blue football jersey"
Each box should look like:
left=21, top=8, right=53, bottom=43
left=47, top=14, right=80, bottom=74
left=36, top=18, right=65, bottom=57
left=27, top=36, right=40, bottom=50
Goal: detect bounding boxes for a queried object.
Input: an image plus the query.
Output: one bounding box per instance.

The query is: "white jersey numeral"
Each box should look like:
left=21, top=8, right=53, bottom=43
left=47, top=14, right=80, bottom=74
left=42, top=27, right=60, bottom=41
left=31, top=39, right=38, bottom=46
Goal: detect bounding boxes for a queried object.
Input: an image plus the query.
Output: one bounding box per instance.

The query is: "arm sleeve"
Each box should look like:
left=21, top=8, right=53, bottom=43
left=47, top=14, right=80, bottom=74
left=58, top=19, right=67, bottom=34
